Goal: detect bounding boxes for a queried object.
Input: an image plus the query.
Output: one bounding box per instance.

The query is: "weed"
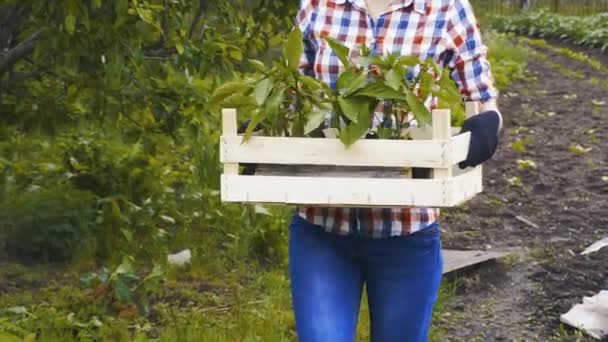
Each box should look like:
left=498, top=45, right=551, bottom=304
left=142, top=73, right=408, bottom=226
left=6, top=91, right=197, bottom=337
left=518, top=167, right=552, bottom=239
left=569, top=144, right=592, bottom=155
left=517, top=159, right=538, bottom=170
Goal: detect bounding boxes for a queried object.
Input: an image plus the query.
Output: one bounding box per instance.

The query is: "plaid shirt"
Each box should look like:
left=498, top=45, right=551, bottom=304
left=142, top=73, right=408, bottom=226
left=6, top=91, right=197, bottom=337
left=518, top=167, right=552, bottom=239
left=295, top=0, right=498, bottom=238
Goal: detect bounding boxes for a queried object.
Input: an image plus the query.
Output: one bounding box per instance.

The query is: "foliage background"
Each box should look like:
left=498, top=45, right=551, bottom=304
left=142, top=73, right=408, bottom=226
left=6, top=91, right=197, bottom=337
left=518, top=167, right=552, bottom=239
left=0, top=0, right=527, bottom=340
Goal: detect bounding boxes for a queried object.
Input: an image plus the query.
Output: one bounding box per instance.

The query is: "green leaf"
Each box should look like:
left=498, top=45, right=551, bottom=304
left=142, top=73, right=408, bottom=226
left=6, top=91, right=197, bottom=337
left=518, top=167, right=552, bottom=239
left=264, top=88, right=285, bottom=120
left=304, top=108, right=329, bottom=134
left=339, top=114, right=369, bottom=148
left=405, top=89, right=431, bottom=126
left=210, top=80, right=253, bottom=106
left=175, top=42, right=184, bottom=55
left=65, top=15, right=76, bottom=35
left=299, top=75, right=323, bottom=91
left=384, top=69, right=402, bottom=91
left=354, top=81, right=406, bottom=100
left=114, top=256, right=134, bottom=277
left=397, top=56, right=421, bottom=67
left=337, top=96, right=370, bottom=123
left=223, top=94, right=257, bottom=108
left=114, top=278, right=132, bottom=304
left=325, top=36, right=351, bottom=69
left=121, top=228, right=133, bottom=243
left=435, top=67, right=465, bottom=126
left=419, top=72, right=433, bottom=99
left=243, top=110, right=265, bottom=142
left=141, top=264, right=164, bottom=284
left=248, top=59, right=267, bottom=73
left=337, top=71, right=367, bottom=97
left=80, top=272, right=101, bottom=288
left=229, top=49, right=243, bottom=61
left=254, top=78, right=272, bottom=106
left=285, top=27, right=303, bottom=70
left=364, top=55, right=385, bottom=68
left=339, top=125, right=362, bottom=147
left=0, top=332, right=20, bottom=342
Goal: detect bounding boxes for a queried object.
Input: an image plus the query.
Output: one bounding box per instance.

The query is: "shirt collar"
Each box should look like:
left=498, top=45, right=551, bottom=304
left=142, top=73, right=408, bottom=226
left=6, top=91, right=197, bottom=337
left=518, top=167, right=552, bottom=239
left=333, top=0, right=426, bottom=15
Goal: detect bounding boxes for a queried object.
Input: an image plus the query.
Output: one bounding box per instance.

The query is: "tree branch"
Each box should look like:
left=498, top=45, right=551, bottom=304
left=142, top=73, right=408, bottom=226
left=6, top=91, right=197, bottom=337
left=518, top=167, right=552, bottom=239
left=161, top=0, right=169, bottom=44
left=143, top=47, right=177, bottom=59
left=189, top=0, right=207, bottom=40
left=0, top=30, right=43, bottom=76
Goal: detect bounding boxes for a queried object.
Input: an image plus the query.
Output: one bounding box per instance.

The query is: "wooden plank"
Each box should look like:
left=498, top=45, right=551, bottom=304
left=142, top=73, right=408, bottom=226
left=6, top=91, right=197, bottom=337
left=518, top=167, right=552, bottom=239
left=221, top=108, right=239, bottom=176
left=446, top=165, right=483, bottom=206
left=221, top=174, right=451, bottom=207
left=221, top=135, right=457, bottom=168
left=221, top=165, right=481, bottom=207
left=442, top=249, right=509, bottom=275
left=463, top=101, right=483, bottom=179
left=450, top=132, right=471, bottom=165
left=409, top=101, right=477, bottom=140
left=432, top=109, right=452, bottom=179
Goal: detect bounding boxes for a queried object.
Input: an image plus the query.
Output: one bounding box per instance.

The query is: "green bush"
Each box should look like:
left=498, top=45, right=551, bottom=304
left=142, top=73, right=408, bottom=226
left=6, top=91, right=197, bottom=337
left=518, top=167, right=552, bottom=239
left=0, top=184, right=97, bottom=262
left=491, top=11, right=608, bottom=51
left=485, top=31, right=529, bottom=90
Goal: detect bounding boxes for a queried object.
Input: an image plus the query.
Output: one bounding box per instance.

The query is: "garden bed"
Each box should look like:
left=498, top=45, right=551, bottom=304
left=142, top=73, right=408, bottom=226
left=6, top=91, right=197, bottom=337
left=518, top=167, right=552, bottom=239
left=438, top=39, right=608, bottom=340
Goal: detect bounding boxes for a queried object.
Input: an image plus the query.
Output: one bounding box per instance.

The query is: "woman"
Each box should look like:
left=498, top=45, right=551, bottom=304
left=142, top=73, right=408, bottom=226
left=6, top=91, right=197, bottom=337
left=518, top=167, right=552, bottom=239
left=289, top=0, right=502, bottom=341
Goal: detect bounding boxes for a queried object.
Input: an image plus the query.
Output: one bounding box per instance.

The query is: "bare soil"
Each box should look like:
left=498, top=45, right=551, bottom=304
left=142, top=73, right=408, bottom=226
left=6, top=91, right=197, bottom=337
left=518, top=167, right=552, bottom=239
left=438, top=41, right=608, bottom=341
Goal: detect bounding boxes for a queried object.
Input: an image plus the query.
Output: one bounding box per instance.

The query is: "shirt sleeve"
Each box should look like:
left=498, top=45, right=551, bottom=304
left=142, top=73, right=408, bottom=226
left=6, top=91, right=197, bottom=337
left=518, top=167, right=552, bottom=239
left=445, top=0, right=499, bottom=102
left=296, top=0, right=317, bottom=77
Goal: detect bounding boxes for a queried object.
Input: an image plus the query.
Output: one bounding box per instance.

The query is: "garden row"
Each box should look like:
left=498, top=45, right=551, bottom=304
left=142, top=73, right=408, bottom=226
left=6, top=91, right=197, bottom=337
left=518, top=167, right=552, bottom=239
left=491, top=11, right=608, bottom=51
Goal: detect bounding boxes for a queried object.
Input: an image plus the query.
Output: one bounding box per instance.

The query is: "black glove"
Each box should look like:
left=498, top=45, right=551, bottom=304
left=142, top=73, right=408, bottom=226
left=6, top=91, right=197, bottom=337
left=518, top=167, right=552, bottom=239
left=458, top=110, right=501, bottom=169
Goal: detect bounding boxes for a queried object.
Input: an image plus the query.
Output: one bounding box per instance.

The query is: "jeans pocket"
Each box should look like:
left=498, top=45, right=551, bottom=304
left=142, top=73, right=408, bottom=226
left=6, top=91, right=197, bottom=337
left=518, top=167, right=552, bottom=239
left=406, top=222, right=441, bottom=254
left=415, top=222, right=440, bottom=237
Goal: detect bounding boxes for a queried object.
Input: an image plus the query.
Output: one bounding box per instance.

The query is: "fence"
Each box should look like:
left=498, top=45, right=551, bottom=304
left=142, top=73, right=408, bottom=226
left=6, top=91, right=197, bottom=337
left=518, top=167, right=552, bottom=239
left=470, top=0, right=608, bottom=16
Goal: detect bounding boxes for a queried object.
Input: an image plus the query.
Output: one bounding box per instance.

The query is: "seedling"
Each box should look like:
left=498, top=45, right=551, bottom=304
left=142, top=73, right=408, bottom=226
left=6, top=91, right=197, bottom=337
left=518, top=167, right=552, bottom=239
left=517, top=159, right=537, bottom=170
left=511, top=137, right=532, bottom=153
left=569, top=143, right=592, bottom=155
left=507, top=176, right=523, bottom=187
left=511, top=140, right=526, bottom=153
left=211, top=26, right=464, bottom=147
left=80, top=256, right=165, bottom=317
left=587, top=159, right=599, bottom=170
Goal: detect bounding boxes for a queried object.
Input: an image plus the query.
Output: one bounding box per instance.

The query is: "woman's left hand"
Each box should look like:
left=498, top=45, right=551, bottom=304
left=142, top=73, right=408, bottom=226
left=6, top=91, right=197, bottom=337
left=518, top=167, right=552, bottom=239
left=458, top=109, right=501, bottom=169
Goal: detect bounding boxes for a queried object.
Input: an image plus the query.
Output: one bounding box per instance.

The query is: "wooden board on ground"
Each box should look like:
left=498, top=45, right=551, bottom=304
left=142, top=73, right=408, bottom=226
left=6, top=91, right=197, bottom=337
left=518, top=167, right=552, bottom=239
left=442, top=249, right=510, bottom=275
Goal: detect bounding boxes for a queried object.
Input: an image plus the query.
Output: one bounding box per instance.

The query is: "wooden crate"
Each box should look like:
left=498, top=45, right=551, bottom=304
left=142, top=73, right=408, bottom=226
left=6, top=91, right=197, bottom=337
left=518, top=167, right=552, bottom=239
left=220, top=103, right=482, bottom=208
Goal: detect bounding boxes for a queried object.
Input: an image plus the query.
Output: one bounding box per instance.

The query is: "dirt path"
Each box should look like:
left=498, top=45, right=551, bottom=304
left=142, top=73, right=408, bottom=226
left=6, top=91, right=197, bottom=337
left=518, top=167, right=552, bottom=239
left=438, top=40, right=608, bottom=341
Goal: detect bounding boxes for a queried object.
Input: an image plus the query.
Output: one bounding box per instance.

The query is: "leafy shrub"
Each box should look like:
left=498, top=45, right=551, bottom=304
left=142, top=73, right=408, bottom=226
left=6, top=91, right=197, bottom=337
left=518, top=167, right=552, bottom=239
left=491, top=11, right=608, bottom=51
left=484, top=31, right=528, bottom=90
left=213, top=28, right=466, bottom=147
left=0, top=184, right=97, bottom=262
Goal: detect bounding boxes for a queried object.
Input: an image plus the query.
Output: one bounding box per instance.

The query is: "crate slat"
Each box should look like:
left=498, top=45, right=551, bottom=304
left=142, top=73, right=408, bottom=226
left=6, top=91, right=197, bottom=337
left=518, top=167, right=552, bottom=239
left=221, top=165, right=481, bottom=208
left=432, top=109, right=452, bottom=179
left=221, top=133, right=470, bottom=168
left=222, top=109, right=239, bottom=175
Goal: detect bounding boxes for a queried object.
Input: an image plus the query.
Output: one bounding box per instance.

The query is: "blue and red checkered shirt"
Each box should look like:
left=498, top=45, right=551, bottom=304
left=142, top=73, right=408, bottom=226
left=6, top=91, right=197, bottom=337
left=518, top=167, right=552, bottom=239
left=295, top=0, right=498, bottom=238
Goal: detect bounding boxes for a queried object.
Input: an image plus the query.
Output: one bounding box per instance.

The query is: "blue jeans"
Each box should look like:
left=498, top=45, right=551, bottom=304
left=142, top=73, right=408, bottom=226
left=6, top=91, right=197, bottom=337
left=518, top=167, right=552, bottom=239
left=289, top=214, right=443, bottom=342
